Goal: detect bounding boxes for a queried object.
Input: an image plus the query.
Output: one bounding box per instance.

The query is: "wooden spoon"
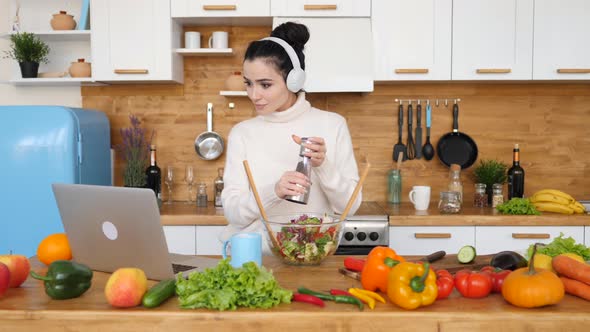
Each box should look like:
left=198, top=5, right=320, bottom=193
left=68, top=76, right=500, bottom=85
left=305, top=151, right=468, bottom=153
left=339, top=162, right=371, bottom=222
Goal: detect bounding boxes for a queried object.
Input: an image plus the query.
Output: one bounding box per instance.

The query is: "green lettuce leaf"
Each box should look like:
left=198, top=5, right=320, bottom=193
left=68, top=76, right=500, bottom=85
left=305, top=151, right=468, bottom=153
left=526, top=233, right=590, bottom=261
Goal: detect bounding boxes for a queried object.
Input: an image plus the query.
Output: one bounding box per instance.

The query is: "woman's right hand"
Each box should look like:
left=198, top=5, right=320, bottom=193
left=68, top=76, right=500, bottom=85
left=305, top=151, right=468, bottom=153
left=274, top=171, right=310, bottom=199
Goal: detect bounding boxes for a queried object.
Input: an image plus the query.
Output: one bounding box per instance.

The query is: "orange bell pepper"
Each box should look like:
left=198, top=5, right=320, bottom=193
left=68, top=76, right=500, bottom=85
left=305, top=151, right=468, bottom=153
left=360, top=246, right=405, bottom=293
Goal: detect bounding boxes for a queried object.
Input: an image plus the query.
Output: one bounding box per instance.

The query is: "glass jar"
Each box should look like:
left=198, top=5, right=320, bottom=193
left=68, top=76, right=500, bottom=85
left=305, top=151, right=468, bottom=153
left=492, top=183, right=504, bottom=208
left=448, top=164, right=463, bottom=203
left=387, top=169, right=402, bottom=204
left=196, top=183, right=208, bottom=207
left=474, top=183, right=487, bottom=207
left=438, top=191, right=461, bottom=214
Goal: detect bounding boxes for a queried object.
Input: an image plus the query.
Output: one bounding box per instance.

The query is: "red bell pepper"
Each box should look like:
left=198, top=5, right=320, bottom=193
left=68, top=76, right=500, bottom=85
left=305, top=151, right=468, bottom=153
left=435, top=269, right=454, bottom=300
left=344, top=257, right=366, bottom=272
left=454, top=270, right=493, bottom=299
left=481, top=266, right=512, bottom=293
left=360, top=246, right=405, bottom=293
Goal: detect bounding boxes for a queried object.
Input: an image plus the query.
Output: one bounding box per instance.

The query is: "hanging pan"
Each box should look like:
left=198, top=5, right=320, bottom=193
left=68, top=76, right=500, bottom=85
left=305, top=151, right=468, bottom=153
left=436, top=102, right=478, bottom=169
left=195, top=103, right=224, bottom=160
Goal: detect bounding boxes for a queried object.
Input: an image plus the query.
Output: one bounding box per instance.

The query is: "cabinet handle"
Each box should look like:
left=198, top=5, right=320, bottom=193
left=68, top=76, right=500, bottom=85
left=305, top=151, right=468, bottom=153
left=511, top=233, right=550, bottom=239
left=395, top=68, right=429, bottom=74
left=414, top=233, right=451, bottom=239
left=476, top=68, right=511, bottom=74
left=203, top=5, right=237, bottom=10
left=304, top=4, right=338, bottom=10
left=114, top=69, right=149, bottom=74
left=557, top=69, right=590, bottom=74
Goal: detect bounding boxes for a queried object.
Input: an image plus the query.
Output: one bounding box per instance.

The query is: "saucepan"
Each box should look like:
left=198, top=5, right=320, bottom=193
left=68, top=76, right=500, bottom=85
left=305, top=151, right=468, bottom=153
left=194, top=103, right=224, bottom=160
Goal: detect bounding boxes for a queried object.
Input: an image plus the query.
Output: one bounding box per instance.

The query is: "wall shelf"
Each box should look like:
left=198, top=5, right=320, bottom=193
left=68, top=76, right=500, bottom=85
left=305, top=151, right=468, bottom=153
left=219, top=90, right=247, bottom=96
left=9, top=77, right=95, bottom=86
left=1, top=30, right=91, bottom=42
left=175, top=48, right=233, bottom=56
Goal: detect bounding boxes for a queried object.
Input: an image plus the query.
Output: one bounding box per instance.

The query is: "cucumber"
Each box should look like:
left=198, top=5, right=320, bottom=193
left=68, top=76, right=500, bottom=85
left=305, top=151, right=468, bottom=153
left=142, top=279, right=176, bottom=308
left=457, top=245, right=477, bottom=264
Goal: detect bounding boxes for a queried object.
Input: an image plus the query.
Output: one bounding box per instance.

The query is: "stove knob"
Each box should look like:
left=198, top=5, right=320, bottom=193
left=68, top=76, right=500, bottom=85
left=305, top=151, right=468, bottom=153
left=357, top=232, right=367, bottom=241
left=369, top=232, right=379, bottom=241
left=344, top=232, right=354, bottom=241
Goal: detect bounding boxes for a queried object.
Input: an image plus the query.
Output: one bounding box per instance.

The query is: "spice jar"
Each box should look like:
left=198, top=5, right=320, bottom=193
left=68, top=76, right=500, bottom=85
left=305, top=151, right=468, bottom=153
left=492, top=183, right=504, bottom=208
left=474, top=183, right=488, bottom=207
left=438, top=191, right=461, bottom=214
left=196, top=183, right=208, bottom=207
left=387, top=169, right=401, bottom=204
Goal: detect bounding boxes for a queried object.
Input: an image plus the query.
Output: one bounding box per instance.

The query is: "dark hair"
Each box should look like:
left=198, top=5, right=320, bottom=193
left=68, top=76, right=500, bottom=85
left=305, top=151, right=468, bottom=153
left=244, top=22, right=310, bottom=81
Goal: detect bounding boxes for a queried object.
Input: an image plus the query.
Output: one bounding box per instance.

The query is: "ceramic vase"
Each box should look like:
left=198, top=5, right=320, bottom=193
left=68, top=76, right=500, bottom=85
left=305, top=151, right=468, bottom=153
left=50, top=11, right=76, bottom=30
left=69, top=59, right=91, bottom=78
left=224, top=71, right=245, bottom=91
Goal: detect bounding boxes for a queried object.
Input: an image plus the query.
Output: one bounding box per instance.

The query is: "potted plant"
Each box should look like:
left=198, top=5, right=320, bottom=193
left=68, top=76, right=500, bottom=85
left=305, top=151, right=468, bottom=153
left=116, top=114, right=154, bottom=188
left=3, top=32, right=50, bottom=78
left=473, top=159, right=508, bottom=205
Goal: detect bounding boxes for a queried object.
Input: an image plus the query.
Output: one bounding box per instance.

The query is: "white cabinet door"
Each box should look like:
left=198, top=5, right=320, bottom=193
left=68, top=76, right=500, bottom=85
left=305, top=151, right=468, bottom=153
left=273, top=17, right=373, bottom=92
left=372, top=0, right=451, bottom=81
left=533, top=0, right=590, bottom=80
left=163, top=226, right=196, bottom=255
left=271, top=0, right=370, bottom=17
left=475, top=226, right=585, bottom=255
left=452, top=0, right=534, bottom=80
left=171, top=0, right=270, bottom=17
left=196, top=226, right=225, bottom=255
left=91, top=0, right=183, bottom=82
left=389, top=226, right=475, bottom=256
left=586, top=227, right=590, bottom=247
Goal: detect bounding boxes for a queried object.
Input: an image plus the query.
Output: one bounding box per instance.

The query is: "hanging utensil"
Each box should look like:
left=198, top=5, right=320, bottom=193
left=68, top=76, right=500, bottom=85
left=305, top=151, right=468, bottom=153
left=422, top=102, right=435, bottom=160
left=415, top=100, right=423, bottom=159
left=436, top=101, right=478, bottom=169
left=406, top=101, right=415, bottom=160
left=194, top=103, right=225, bottom=160
left=392, top=100, right=407, bottom=161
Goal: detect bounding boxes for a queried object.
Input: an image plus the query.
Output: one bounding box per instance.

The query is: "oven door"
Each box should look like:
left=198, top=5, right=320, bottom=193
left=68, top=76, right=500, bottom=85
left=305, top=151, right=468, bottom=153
left=335, top=245, right=378, bottom=255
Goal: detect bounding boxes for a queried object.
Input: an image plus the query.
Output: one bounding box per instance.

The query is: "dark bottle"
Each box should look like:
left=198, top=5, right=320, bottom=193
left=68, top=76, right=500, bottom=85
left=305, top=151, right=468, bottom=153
left=507, top=144, right=525, bottom=199
left=146, top=145, right=162, bottom=207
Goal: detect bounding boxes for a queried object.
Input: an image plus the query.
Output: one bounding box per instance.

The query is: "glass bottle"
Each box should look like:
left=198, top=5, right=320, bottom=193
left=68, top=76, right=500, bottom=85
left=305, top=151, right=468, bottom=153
left=492, top=183, right=504, bottom=208
left=507, top=143, right=525, bottom=199
left=448, top=163, right=463, bottom=203
left=438, top=191, right=461, bottom=214
left=145, top=145, right=162, bottom=207
left=214, top=167, right=224, bottom=208
left=474, top=183, right=487, bottom=207
left=387, top=169, right=402, bottom=204
left=285, top=137, right=312, bottom=205
left=196, top=183, right=208, bottom=207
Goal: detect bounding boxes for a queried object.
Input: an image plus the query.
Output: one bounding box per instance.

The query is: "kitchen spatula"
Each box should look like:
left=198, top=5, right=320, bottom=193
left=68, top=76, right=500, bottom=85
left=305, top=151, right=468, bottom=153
left=415, top=102, right=423, bottom=159
left=392, top=102, right=407, bottom=161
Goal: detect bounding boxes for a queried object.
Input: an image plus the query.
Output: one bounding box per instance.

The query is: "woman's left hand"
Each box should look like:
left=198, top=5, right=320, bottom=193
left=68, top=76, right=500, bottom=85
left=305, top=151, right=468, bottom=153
left=292, top=135, right=326, bottom=167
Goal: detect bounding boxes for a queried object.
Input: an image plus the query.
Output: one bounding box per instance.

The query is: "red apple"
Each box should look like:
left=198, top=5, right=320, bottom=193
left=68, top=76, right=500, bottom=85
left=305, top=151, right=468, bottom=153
left=0, top=262, right=9, bottom=297
left=0, top=255, right=31, bottom=288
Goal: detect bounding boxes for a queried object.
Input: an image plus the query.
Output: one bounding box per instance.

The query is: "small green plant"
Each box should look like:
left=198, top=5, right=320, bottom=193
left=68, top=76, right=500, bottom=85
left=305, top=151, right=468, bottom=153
left=116, top=114, right=154, bottom=187
left=3, top=32, right=50, bottom=63
left=473, top=159, right=508, bottom=187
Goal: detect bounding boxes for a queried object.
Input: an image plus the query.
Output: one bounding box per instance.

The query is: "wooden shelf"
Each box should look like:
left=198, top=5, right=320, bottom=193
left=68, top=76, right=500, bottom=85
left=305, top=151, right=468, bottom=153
left=1, top=30, right=91, bottom=42
left=174, top=48, right=233, bottom=56
left=9, top=77, right=95, bottom=86
left=219, top=90, right=247, bottom=96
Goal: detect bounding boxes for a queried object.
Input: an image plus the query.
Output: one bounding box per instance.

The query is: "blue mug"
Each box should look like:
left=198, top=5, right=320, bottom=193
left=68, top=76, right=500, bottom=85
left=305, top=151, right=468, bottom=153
left=222, top=232, right=262, bottom=268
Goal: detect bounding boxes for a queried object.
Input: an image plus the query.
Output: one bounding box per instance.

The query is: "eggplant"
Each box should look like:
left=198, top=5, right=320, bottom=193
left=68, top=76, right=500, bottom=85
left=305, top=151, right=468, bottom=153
left=490, top=251, right=528, bottom=271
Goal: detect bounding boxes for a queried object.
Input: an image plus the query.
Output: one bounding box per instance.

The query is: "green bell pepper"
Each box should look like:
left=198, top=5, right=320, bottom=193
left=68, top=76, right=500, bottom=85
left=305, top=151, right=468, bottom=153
left=30, top=260, right=93, bottom=300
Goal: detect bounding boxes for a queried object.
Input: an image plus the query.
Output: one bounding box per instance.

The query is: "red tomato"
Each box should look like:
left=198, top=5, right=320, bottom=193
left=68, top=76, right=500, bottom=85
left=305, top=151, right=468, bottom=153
left=436, top=269, right=454, bottom=300
left=481, top=266, right=511, bottom=293
left=454, top=271, right=493, bottom=298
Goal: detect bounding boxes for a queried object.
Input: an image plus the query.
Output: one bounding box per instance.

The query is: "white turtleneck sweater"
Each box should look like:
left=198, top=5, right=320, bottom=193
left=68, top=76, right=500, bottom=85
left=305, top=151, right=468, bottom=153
left=220, top=93, right=362, bottom=251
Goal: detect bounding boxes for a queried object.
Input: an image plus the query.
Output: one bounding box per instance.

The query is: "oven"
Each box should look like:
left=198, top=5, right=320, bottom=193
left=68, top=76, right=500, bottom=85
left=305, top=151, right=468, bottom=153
left=335, top=202, right=389, bottom=255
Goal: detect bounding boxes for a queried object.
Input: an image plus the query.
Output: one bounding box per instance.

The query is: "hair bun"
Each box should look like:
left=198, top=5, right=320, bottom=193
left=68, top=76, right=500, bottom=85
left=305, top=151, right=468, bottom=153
left=271, top=22, right=310, bottom=53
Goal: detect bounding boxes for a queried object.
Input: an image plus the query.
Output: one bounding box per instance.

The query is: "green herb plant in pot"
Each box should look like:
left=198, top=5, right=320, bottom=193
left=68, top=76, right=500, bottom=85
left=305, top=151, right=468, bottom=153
left=473, top=159, right=508, bottom=205
left=116, top=114, right=154, bottom=188
left=3, top=32, right=50, bottom=78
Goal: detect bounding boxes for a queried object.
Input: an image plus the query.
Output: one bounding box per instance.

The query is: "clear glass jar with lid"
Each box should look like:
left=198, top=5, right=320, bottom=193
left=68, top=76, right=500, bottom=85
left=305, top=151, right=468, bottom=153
left=438, top=191, right=461, bottom=214
left=474, top=183, right=487, bottom=207
left=492, top=183, right=504, bottom=208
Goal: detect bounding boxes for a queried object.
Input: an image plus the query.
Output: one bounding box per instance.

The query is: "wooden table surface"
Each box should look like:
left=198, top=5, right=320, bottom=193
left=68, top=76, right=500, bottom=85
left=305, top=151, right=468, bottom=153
left=1, top=255, right=589, bottom=332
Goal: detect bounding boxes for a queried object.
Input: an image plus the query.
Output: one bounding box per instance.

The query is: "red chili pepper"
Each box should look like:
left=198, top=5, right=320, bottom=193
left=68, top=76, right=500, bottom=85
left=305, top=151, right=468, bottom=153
left=330, top=289, right=352, bottom=296
left=435, top=269, right=455, bottom=300
left=481, top=266, right=512, bottom=293
left=292, top=293, right=325, bottom=307
left=454, top=270, right=493, bottom=299
left=344, top=257, right=366, bottom=272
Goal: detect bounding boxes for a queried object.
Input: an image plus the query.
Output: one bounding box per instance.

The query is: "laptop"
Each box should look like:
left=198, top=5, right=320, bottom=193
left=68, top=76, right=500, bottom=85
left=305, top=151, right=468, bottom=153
left=51, top=183, right=219, bottom=280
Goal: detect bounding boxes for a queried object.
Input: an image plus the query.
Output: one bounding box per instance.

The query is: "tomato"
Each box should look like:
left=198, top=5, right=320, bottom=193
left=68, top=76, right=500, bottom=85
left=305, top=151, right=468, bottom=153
left=481, top=266, right=511, bottom=293
left=436, top=269, right=454, bottom=300
left=454, top=271, right=493, bottom=298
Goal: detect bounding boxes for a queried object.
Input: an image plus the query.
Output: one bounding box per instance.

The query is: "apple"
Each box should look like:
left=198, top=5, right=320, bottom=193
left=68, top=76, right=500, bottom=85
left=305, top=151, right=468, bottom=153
left=0, top=255, right=31, bottom=288
left=0, top=262, right=9, bottom=297
left=104, top=268, right=148, bottom=308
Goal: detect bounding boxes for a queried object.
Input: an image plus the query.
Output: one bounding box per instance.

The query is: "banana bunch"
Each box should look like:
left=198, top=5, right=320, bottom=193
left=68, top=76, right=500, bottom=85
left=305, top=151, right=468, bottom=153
left=530, top=189, right=586, bottom=214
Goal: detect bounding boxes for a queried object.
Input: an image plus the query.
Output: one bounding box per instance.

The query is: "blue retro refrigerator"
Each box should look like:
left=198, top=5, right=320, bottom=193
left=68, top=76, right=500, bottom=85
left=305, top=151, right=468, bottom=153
left=0, top=106, right=111, bottom=257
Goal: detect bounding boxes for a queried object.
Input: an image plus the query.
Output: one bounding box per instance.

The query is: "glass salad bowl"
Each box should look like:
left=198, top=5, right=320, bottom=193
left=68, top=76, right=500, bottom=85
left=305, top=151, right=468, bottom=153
left=262, top=213, right=344, bottom=266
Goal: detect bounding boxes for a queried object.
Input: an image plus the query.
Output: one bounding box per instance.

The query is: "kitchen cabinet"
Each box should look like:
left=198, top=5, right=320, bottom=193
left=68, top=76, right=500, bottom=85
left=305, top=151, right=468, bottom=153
left=273, top=17, right=373, bottom=93
left=163, top=226, right=196, bottom=254
left=452, top=0, right=534, bottom=80
left=171, top=0, right=270, bottom=18
left=389, top=226, right=475, bottom=256
left=91, top=0, right=183, bottom=83
left=585, top=227, right=590, bottom=247
left=196, top=225, right=225, bottom=255
left=271, top=0, right=369, bottom=17
left=475, top=226, right=584, bottom=255
left=533, top=0, right=590, bottom=80
left=372, top=0, right=452, bottom=81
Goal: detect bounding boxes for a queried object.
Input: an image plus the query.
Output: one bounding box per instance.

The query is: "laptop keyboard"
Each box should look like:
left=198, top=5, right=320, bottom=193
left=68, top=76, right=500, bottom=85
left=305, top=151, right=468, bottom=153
left=172, top=263, right=196, bottom=274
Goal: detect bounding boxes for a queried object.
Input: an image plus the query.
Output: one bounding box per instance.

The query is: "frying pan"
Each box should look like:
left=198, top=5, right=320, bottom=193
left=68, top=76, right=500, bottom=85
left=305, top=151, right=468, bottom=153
left=194, top=103, right=224, bottom=160
left=436, top=103, right=478, bottom=169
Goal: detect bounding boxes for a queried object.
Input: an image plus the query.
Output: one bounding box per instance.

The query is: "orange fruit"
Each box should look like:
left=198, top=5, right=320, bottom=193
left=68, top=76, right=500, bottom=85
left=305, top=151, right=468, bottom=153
left=37, top=233, right=72, bottom=266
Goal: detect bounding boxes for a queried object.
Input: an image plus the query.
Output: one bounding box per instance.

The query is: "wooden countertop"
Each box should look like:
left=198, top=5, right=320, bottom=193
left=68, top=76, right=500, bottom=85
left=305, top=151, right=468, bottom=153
left=160, top=201, right=589, bottom=227
left=2, top=255, right=590, bottom=332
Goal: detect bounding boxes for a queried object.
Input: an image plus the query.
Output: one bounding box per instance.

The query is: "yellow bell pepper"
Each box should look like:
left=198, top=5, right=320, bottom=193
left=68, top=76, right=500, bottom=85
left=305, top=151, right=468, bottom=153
left=387, top=262, right=438, bottom=310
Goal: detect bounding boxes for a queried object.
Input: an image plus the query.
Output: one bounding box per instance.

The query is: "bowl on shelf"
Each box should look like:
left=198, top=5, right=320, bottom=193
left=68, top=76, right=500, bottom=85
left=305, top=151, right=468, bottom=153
left=262, top=213, right=343, bottom=266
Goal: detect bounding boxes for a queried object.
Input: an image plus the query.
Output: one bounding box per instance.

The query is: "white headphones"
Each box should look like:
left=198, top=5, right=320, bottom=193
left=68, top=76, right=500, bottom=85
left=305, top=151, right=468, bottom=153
left=260, top=37, right=306, bottom=93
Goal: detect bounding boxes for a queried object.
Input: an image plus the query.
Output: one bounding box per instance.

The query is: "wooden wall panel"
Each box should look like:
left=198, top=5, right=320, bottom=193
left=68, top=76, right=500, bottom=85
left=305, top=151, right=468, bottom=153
left=82, top=26, right=590, bottom=204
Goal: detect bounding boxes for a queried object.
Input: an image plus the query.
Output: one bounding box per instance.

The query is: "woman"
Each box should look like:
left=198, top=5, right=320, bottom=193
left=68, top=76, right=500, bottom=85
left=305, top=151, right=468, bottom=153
left=220, top=22, right=362, bottom=253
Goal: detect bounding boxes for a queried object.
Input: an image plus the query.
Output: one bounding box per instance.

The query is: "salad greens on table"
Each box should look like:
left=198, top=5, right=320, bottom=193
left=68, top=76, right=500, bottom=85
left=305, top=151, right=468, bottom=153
left=274, top=214, right=338, bottom=264
left=175, top=259, right=292, bottom=311
left=496, top=198, right=540, bottom=215
left=527, top=233, right=590, bottom=261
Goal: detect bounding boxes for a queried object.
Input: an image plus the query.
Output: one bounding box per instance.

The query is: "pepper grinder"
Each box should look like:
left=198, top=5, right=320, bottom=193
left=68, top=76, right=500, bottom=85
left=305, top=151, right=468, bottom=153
left=285, top=137, right=311, bottom=205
